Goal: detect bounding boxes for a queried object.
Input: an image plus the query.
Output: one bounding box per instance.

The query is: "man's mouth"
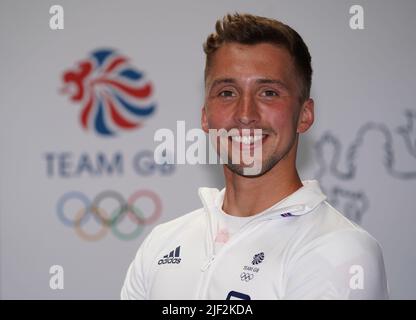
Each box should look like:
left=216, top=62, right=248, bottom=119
left=227, top=132, right=269, bottom=150
left=230, top=134, right=266, bottom=145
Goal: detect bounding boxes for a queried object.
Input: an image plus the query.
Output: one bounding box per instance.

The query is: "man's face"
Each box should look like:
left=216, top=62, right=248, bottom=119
left=202, top=42, right=314, bottom=177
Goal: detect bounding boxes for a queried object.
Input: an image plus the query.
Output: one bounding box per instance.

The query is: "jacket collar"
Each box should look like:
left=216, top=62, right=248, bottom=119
left=198, top=180, right=327, bottom=219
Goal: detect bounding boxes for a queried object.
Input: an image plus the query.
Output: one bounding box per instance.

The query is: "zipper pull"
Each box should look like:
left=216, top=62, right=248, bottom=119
left=201, top=255, right=215, bottom=271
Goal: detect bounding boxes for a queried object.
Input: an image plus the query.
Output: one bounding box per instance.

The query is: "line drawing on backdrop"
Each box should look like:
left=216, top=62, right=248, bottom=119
left=314, top=109, right=416, bottom=223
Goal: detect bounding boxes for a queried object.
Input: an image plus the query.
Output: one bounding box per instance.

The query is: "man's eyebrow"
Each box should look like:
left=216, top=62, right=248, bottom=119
left=255, top=78, right=289, bottom=90
left=210, top=78, right=236, bottom=88
left=209, top=78, right=290, bottom=90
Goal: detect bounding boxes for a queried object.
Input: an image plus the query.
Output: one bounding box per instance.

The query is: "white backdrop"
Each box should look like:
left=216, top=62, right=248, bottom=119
left=1, top=0, right=415, bottom=299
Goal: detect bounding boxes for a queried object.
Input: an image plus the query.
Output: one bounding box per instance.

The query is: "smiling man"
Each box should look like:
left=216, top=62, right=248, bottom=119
left=121, top=13, right=389, bottom=300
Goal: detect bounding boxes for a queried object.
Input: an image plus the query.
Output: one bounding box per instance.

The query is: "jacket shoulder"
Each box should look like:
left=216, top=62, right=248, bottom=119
left=152, top=207, right=205, bottom=235
left=296, top=201, right=384, bottom=263
left=139, top=207, right=205, bottom=257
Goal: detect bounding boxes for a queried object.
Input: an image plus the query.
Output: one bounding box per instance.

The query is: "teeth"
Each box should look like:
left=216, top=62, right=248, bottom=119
left=231, top=135, right=264, bottom=145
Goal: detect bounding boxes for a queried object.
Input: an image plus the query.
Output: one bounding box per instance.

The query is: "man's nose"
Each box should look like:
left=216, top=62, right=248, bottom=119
left=234, top=93, right=260, bottom=126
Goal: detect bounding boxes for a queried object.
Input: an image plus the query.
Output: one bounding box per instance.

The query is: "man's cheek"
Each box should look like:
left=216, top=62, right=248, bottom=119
left=270, top=110, right=296, bottom=129
left=209, top=114, right=230, bottom=129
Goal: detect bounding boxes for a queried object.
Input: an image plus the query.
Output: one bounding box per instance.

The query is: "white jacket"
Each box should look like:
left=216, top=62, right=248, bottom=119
left=121, top=180, right=389, bottom=300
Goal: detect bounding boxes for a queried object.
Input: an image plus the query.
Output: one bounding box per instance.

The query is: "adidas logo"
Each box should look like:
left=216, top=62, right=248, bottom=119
left=158, top=246, right=182, bottom=265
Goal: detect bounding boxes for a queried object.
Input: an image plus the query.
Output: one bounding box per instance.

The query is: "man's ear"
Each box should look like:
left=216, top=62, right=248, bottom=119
left=201, top=106, right=209, bottom=133
left=297, top=98, right=314, bottom=133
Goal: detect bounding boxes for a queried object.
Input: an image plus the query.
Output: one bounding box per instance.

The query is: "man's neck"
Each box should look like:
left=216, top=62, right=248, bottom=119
left=222, top=159, right=303, bottom=217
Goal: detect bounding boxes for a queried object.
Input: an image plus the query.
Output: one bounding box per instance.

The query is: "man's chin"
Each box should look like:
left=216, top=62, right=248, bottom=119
left=224, top=162, right=268, bottom=178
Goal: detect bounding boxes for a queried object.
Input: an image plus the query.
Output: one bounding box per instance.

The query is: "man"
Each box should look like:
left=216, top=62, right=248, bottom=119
left=121, top=13, right=388, bottom=300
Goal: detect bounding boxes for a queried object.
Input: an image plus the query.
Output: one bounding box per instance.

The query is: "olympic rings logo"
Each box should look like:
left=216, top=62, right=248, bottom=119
left=240, top=272, right=254, bottom=282
left=56, top=190, right=162, bottom=241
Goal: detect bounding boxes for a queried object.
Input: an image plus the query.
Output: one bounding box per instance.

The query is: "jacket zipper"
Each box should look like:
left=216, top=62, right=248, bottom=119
left=195, top=204, right=306, bottom=299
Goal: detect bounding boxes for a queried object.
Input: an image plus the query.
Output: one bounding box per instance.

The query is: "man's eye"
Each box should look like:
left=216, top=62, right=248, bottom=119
left=219, top=91, right=235, bottom=97
left=261, top=90, right=279, bottom=97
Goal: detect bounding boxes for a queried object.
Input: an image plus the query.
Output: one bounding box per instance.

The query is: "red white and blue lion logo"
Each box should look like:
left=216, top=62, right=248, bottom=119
left=61, top=49, right=156, bottom=136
